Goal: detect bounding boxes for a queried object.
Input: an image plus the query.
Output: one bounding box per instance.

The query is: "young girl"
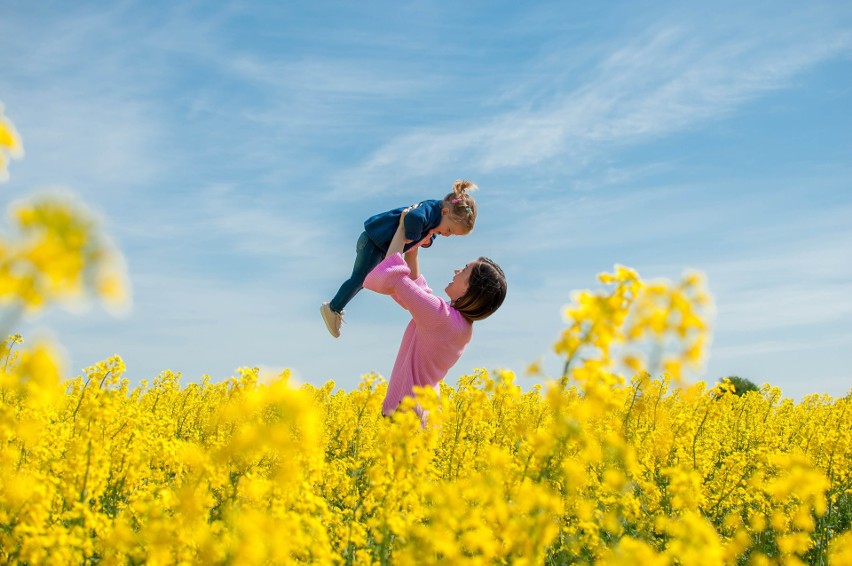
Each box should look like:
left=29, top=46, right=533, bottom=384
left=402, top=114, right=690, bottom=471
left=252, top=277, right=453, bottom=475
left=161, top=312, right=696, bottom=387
left=320, top=179, right=478, bottom=338
left=363, top=208, right=507, bottom=422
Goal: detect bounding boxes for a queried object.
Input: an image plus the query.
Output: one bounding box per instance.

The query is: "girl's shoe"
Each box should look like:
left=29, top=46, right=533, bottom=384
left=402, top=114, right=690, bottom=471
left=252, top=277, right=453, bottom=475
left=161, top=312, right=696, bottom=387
left=320, top=302, right=343, bottom=338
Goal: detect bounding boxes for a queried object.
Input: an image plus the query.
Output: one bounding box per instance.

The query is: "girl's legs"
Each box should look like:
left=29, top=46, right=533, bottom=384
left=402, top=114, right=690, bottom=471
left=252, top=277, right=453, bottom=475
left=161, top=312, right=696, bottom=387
left=329, top=232, right=385, bottom=313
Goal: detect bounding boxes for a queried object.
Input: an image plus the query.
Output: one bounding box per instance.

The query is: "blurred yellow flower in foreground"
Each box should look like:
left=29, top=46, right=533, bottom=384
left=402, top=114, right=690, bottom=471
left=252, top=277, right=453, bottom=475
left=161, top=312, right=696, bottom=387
left=0, top=103, right=24, bottom=182
left=0, top=100, right=131, bottom=324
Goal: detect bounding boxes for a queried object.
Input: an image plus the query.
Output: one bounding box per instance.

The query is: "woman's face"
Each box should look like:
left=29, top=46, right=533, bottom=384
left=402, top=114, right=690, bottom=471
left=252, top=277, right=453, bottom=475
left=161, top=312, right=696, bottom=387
left=446, top=261, right=475, bottom=302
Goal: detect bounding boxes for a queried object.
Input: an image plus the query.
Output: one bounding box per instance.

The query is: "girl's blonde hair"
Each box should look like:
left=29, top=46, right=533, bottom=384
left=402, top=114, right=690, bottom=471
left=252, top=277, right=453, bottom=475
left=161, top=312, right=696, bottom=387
left=441, top=179, right=478, bottom=233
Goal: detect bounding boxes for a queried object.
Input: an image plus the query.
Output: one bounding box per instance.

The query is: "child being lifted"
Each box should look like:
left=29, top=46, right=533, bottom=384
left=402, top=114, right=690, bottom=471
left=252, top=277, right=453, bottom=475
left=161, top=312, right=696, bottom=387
left=320, top=179, right=478, bottom=338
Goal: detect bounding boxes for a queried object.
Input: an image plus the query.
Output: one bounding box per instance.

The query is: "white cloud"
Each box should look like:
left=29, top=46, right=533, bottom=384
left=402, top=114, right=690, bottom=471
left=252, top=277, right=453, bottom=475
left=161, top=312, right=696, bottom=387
left=227, top=56, right=427, bottom=98
left=332, top=15, right=851, bottom=198
left=194, top=184, right=328, bottom=258
left=0, top=10, right=169, bottom=200
left=716, top=283, right=852, bottom=332
left=712, top=333, right=852, bottom=359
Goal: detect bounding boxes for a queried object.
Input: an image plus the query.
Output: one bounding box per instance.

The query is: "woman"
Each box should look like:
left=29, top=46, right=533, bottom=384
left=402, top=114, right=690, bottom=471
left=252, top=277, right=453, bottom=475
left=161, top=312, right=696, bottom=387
left=364, top=209, right=507, bottom=421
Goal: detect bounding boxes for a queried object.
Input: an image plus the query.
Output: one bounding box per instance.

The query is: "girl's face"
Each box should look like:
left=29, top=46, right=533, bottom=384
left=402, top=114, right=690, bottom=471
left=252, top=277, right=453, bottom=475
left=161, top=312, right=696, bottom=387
left=434, top=209, right=466, bottom=237
left=446, top=262, right=475, bottom=302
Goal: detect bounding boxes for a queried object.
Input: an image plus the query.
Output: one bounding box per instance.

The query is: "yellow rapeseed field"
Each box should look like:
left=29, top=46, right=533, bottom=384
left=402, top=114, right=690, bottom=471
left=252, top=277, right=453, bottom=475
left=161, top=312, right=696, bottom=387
left=2, top=102, right=850, bottom=565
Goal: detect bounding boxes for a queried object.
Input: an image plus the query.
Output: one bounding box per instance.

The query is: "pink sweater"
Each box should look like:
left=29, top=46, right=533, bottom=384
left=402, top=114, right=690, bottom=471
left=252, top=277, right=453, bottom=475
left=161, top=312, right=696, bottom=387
left=364, top=253, right=472, bottom=416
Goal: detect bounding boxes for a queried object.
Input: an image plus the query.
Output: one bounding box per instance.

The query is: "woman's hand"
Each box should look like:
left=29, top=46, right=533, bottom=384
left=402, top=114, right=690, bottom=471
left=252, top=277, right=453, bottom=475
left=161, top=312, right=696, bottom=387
left=398, top=206, right=414, bottom=243
left=398, top=204, right=417, bottom=227
left=387, top=207, right=413, bottom=258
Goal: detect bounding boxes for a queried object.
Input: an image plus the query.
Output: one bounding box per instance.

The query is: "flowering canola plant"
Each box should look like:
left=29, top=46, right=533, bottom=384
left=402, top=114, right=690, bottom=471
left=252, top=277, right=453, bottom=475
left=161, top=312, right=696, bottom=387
left=1, top=103, right=851, bottom=565
left=2, top=345, right=850, bottom=564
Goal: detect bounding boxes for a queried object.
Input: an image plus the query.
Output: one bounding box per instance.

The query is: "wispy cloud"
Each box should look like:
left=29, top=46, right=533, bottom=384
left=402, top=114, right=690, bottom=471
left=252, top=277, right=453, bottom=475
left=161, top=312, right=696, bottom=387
left=332, top=13, right=851, bottom=197
left=0, top=7, right=169, bottom=200
left=195, top=184, right=328, bottom=259
left=635, top=196, right=852, bottom=331
left=717, top=283, right=852, bottom=332
left=712, top=333, right=852, bottom=359
left=227, top=56, right=427, bottom=98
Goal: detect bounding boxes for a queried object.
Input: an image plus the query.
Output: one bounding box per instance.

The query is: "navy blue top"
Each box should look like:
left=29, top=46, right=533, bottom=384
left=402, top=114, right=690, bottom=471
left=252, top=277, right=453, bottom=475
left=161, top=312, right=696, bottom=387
left=363, top=199, right=442, bottom=252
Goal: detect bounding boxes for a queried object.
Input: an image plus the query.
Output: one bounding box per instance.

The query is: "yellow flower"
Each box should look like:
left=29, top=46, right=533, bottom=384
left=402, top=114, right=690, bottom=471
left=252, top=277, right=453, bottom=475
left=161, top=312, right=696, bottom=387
left=828, top=531, right=852, bottom=565
left=600, top=536, right=669, bottom=566
left=0, top=103, right=24, bottom=182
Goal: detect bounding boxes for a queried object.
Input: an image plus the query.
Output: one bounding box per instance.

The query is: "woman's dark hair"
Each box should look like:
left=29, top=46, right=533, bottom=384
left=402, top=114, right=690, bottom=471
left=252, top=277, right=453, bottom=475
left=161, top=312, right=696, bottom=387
left=453, top=257, right=507, bottom=322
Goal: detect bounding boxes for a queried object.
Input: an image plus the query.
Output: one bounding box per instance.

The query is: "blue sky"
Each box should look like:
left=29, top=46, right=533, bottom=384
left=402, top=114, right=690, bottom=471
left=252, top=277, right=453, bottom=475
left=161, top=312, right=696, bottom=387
left=1, top=0, right=850, bottom=400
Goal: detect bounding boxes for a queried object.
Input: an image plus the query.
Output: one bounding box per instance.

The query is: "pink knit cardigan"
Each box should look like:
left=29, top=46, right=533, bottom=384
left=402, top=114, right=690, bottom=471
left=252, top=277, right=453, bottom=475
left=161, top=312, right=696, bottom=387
left=363, top=253, right=472, bottom=416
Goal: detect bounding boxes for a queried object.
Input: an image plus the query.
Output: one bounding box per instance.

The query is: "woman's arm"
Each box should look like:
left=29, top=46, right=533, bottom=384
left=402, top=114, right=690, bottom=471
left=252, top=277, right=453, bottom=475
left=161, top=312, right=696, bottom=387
left=367, top=209, right=454, bottom=325
left=364, top=255, right=454, bottom=332
left=392, top=209, right=423, bottom=280
left=385, top=210, right=409, bottom=258
left=404, top=246, right=420, bottom=280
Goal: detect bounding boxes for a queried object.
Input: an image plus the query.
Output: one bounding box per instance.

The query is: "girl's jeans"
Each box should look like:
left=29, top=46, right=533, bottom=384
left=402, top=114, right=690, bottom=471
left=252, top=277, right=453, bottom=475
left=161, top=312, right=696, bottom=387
left=330, top=231, right=386, bottom=313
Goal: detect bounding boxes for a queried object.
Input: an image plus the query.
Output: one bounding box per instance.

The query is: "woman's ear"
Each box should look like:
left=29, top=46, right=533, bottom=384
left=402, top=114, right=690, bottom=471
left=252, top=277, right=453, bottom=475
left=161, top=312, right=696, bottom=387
left=441, top=207, right=449, bottom=216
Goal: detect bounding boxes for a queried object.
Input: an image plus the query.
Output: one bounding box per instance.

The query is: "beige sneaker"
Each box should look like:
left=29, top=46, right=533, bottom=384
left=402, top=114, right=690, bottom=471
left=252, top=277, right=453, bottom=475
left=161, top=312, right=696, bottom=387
left=320, top=302, right=343, bottom=338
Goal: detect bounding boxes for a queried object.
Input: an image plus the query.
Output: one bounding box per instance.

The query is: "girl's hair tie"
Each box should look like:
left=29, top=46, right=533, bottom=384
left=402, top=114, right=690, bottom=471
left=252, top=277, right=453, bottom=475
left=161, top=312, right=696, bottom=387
left=451, top=198, right=460, bottom=204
